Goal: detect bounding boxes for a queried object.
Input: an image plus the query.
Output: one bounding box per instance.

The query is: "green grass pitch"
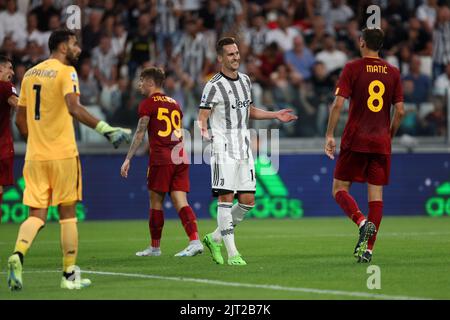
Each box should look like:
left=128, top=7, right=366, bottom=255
left=0, top=217, right=449, bottom=300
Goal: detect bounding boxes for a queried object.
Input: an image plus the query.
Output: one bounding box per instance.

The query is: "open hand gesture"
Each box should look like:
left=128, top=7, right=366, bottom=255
left=276, top=109, right=298, bottom=122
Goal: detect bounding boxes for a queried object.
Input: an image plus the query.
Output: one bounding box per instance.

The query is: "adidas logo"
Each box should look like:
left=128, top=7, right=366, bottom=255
left=209, top=156, right=303, bottom=219
left=426, top=182, right=450, bottom=217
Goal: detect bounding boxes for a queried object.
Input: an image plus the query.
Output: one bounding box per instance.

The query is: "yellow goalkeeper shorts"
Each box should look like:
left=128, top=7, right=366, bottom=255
left=23, top=157, right=82, bottom=208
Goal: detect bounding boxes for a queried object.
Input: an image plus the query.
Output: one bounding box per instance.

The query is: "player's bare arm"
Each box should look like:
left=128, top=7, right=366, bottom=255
left=197, top=108, right=211, bottom=140
left=65, top=93, right=102, bottom=129
left=249, top=105, right=298, bottom=122
left=65, top=92, right=131, bottom=148
left=121, top=116, right=150, bottom=178
left=15, top=106, right=27, bottom=140
left=125, top=116, right=149, bottom=161
left=390, top=101, right=406, bottom=139
left=325, top=96, right=346, bottom=160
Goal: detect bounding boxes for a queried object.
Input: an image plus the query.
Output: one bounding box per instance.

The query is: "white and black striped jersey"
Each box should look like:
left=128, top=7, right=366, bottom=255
left=244, top=27, right=268, bottom=56
left=433, top=22, right=450, bottom=65
left=174, top=33, right=209, bottom=81
left=215, top=0, right=243, bottom=35
left=154, top=0, right=180, bottom=34
left=199, top=72, right=253, bottom=160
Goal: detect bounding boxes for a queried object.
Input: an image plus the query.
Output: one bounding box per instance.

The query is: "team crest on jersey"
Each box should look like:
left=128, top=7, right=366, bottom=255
left=70, top=72, right=77, bottom=82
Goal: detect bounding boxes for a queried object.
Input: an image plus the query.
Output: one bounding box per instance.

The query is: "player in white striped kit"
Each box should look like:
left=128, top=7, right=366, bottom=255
left=198, top=37, right=297, bottom=265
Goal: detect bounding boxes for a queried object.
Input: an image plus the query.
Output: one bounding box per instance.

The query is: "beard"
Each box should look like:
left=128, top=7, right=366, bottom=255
left=66, top=51, right=79, bottom=66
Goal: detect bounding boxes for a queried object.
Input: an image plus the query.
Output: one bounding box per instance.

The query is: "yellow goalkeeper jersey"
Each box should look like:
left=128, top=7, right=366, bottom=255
left=18, top=58, right=80, bottom=161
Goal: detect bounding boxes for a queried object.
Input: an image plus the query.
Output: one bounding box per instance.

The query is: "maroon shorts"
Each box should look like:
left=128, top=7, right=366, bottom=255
left=0, top=157, right=14, bottom=186
left=147, top=163, right=190, bottom=193
left=334, top=149, right=391, bottom=186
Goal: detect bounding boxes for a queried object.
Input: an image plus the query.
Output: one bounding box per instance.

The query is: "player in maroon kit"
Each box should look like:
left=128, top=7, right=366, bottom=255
left=324, top=28, right=405, bottom=263
left=0, top=55, right=18, bottom=223
left=120, top=67, right=203, bottom=257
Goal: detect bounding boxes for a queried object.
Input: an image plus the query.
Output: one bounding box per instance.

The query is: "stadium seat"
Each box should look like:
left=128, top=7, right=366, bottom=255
left=419, top=102, right=435, bottom=119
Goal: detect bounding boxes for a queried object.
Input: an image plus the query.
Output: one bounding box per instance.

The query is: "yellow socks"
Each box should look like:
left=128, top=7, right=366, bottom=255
left=14, top=216, right=45, bottom=255
left=13, top=215, right=79, bottom=274
left=60, top=218, right=78, bottom=272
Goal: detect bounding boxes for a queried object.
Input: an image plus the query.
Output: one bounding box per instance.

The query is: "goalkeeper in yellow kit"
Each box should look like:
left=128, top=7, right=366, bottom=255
left=7, top=29, right=131, bottom=291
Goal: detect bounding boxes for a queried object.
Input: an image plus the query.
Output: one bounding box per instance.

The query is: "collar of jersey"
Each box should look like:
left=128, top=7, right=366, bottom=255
left=47, top=58, right=62, bottom=65
left=363, top=56, right=380, bottom=60
left=149, top=92, right=164, bottom=98
left=220, top=72, right=240, bottom=81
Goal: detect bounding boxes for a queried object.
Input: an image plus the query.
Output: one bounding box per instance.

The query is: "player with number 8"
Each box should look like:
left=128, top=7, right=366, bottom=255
left=324, top=28, right=405, bottom=263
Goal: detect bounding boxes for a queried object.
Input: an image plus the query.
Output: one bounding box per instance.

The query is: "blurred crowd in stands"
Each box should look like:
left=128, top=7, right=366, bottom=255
left=1, top=0, right=449, bottom=140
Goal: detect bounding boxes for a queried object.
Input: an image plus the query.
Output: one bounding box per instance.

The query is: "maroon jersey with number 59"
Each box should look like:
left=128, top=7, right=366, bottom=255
left=335, top=57, right=403, bottom=154
left=138, top=92, right=186, bottom=165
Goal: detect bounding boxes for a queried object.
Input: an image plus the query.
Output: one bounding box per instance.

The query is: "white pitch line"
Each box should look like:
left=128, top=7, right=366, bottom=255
left=0, top=269, right=432, bottom=300
left=1, top=231, right=449, bottom=245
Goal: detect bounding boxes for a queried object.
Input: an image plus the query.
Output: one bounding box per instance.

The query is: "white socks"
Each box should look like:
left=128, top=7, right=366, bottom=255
left=212, top=202, right=254, bottom=257
left=232, top=203, right=254, bottom=225
left=217, top=202, right=238, bottom=257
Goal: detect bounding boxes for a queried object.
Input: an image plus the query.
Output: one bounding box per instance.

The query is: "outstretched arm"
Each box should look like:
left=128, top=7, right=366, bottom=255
left=65, top=92, right=101, bottom=128
left=249, top=105, right=298, bottom=122
left=121, top=116, right=150, bottom=178
left=324, top=96, right=346, bottom=160
left=65, top=93, right=131, bottom=148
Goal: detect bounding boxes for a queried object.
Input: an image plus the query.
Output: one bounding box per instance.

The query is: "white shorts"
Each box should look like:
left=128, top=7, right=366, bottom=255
left=210, top=152, right=256, bottom=197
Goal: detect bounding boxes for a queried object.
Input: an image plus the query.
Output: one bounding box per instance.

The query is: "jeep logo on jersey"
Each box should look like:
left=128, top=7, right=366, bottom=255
left=231, top=99, right=251, bottom=110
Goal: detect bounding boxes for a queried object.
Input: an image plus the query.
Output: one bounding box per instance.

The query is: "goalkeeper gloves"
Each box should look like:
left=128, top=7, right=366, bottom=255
left=95, top=121, right=132, bottom=149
